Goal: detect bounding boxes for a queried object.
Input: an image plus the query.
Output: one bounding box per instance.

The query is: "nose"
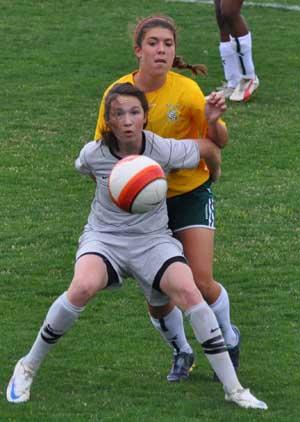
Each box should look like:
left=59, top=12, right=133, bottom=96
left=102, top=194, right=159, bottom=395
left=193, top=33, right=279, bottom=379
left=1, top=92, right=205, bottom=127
left=157, top=41, right=166, bottom=54
left=123, top=113, right=133, bottom=126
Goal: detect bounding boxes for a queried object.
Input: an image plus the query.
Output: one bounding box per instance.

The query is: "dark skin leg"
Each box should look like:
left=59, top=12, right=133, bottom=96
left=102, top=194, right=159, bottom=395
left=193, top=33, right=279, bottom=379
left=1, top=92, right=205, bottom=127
left=214, top=0, right=249, bottom=41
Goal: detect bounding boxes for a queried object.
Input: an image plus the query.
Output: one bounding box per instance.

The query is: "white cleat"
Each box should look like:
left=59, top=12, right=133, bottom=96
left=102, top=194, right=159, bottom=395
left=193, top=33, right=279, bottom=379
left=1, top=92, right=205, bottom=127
left=216, top=82, right=235, bottom=99
left=6, top=359, right=35, bottom=403
left=225, top=388, right=268, bottom=410
left=229, top=76, right=259, bottom=102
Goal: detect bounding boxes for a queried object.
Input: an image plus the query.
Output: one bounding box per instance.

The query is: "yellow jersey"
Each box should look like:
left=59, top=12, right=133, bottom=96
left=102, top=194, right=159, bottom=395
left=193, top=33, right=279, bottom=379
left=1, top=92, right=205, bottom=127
left=94, top=71, right=219, bottom=198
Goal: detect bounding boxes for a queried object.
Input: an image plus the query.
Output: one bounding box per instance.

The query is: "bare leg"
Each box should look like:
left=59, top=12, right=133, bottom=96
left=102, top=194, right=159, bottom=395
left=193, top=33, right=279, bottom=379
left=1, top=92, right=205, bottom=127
left=175, top=227, right=237, bottom=347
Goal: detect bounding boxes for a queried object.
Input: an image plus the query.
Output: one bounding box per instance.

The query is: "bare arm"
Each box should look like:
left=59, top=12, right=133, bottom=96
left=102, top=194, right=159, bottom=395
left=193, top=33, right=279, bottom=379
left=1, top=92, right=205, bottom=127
left=205, top=92, right=228, bottom=148
left=197, top=138, right=222, bottom=182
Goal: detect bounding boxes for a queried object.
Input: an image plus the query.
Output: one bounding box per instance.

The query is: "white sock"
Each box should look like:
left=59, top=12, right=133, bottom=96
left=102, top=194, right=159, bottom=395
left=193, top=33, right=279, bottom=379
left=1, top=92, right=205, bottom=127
left=219, top=41, right=241, bottom=88
left=149, top=306, right=193, bottom=355
left=210, top=284, right=238, bottom=348
left=231, top=32, right=256, bottom=79
left=23, top=292, right=84, bottom=371
left=186, top=302, right=242, bottom=394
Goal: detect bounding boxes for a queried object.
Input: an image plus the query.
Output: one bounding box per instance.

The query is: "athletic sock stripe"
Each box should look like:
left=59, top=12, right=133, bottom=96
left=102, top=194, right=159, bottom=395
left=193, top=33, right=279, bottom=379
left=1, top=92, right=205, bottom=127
left=202, top=334, right=224, bottom=347
left=234, top=37, right=247, bottom=75
left=203, top=340, right=226, bottom=349
left=41, top=324, right=63, bottom=344
left=204, top=347, right=228, bottom=355
left=158, top=318, right=180, bottom=352
left=41, top=334, right=59, bottom=344
left=159, top=318, right=168, bottom=332
left=171, top=341, right=180, bottom=353
left=202, top=334, right=227, bottom=354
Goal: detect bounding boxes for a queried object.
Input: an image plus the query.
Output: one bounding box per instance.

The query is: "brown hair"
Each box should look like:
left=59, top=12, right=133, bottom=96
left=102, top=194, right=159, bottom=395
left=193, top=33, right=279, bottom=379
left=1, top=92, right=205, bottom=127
left=133, top=15, right=207, bottom=76
left=102, top=83, right=149, bottom=151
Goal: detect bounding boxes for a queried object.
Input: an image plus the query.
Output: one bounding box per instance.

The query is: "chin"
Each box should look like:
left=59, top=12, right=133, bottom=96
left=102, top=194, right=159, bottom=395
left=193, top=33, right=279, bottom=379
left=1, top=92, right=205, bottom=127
left=152, top=67, right=169, bottom=77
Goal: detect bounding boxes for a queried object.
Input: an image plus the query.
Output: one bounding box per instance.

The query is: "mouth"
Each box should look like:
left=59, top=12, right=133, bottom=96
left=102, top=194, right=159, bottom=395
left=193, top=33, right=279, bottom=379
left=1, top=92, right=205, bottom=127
left=154, top=59, right=167, bottom=64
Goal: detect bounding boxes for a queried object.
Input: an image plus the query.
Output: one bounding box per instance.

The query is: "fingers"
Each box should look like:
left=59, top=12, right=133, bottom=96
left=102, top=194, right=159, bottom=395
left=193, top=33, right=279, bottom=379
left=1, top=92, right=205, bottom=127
left=206, top=91, right=227, bottom=111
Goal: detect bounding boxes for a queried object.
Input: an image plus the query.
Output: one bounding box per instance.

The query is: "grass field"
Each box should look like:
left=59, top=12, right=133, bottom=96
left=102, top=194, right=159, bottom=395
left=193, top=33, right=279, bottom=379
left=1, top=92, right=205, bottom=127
left=1, top=0, right=300, bottom=421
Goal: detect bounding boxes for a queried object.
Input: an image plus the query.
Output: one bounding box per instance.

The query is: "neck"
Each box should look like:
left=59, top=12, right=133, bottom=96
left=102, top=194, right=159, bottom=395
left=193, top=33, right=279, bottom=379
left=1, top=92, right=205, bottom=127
left=134, top=70, right=167, bottom=92
left=113, top=135, right=144, bottom=158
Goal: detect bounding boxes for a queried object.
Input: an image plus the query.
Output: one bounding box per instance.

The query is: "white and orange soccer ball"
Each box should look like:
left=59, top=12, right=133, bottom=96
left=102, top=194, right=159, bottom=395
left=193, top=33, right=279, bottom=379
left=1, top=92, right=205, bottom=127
left=108, top=155, right=167, bottom=214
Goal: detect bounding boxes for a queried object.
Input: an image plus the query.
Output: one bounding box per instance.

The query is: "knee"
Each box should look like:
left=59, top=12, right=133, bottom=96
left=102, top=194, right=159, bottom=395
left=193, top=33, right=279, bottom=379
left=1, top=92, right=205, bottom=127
left=220, top=4, right=241, bottom=23
left=68, top=276, right=101, bottom=306
left=178, top=284, right=202, bottom=309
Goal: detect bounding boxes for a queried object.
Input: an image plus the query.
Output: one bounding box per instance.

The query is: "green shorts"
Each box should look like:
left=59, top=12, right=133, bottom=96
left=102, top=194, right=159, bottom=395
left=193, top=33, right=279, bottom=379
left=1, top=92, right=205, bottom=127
left=166, top=181, right=215, bottom=233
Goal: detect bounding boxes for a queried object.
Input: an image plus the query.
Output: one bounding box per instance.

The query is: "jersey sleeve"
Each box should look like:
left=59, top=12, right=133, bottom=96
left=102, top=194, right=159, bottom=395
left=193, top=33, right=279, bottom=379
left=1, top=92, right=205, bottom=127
left=148, top=131, right=200, bottom=171
left=75, top=142, right=94, bottom=175
left=167, top=138, right=200, bottom=170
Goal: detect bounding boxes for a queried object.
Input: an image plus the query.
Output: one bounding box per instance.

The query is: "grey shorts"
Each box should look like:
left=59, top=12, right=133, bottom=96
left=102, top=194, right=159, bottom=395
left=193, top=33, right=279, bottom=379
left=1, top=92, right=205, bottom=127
left=76, top=228, right=186, bottom=306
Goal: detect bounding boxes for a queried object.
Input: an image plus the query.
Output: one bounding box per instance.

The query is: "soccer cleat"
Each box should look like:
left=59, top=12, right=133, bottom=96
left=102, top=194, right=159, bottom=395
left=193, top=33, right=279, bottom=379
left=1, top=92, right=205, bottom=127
left=214, top=325, right=240, bottom=382
left=225, top=388, right=268, bottom=410
left=216, top=82, right=235, bottom=99
left=6, top=359, right=35, bottom=403
left=167, top=352, right=195, bottom=382
left=229, top=75, right=259, bottom=102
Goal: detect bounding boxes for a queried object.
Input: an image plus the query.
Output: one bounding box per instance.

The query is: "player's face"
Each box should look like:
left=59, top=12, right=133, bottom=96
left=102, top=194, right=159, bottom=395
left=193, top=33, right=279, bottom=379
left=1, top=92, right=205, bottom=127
left=135, top=27, right=176, bottom=76
left=108, top=95, right=147, bottom=149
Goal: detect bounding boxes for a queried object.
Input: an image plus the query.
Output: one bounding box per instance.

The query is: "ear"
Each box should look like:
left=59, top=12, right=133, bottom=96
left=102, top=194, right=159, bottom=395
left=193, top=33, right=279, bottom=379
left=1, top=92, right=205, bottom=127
left=143, top=111, right=148, bottom=127
left=134, top=45, right=142, bottom=60
left=105, top=120, right=112, bottom=131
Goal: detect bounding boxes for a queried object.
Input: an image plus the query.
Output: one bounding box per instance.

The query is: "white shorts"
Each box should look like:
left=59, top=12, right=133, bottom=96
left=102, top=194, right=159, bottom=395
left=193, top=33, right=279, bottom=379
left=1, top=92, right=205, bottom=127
left=76, top=227, right=186, bottom=306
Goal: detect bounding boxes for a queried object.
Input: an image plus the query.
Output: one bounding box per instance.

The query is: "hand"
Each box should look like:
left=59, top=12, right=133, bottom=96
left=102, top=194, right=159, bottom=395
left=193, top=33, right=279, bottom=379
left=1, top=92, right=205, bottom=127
left=205, top=91, right=227, bottom=124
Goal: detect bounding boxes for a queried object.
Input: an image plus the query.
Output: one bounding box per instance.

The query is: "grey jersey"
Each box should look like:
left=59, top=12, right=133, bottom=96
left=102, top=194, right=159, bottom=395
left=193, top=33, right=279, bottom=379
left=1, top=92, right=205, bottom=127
left=75, top=130, right=200, bottom=235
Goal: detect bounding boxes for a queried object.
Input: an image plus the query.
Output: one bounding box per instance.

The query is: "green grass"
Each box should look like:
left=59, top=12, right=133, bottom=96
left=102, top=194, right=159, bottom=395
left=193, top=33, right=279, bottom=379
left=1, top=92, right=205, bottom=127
left=1, top=0, right=299, bottom=420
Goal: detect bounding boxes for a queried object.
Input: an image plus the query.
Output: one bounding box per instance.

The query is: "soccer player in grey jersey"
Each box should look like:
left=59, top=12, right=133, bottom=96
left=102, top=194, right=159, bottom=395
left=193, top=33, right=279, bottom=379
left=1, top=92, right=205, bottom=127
left=76, top=129, right=201, bottom=236
left=7, top=83, right=267, bottom=410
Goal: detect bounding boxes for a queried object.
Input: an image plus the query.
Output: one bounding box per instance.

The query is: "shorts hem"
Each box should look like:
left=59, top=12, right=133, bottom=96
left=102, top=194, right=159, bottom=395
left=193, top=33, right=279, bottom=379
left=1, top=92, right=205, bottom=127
left=173, top=224, right=216, bottom=233
left=76, top=252, right=120, bottom=287
left=152, top=256, right=187, bottom=292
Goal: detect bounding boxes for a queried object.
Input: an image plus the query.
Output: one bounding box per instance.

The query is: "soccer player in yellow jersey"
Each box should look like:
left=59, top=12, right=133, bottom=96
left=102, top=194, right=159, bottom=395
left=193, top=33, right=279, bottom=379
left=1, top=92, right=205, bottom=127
left=95, top=15, right=241, bottom=382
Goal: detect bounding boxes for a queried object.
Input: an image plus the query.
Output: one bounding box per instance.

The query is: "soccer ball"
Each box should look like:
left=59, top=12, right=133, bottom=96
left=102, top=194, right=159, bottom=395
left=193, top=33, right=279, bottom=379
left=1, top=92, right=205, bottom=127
left=108, top=155, right=167, bottom=213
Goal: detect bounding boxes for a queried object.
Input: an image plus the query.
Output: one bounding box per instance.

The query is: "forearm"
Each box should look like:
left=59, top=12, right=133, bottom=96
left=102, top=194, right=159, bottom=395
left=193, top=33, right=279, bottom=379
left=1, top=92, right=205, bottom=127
left=198, top=138, right=222, bottom=181
left=207, top=120, right=228, bottom=149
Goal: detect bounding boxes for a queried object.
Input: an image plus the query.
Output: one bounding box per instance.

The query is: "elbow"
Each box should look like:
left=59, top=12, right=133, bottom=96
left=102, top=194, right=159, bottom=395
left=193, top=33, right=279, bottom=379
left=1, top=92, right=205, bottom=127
left=219, top=137, right=228, bottom=149
left=215, top=134, right=228, bottom=149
